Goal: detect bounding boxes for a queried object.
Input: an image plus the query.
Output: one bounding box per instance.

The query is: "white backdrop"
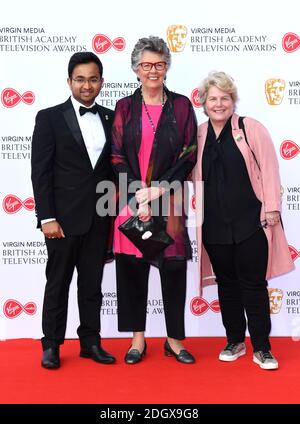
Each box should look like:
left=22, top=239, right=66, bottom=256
left=1, top=0, right=299, bottom=340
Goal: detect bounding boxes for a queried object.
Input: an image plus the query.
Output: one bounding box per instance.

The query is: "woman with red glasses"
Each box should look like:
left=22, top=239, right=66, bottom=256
left=111, top=36, right=197, bottom=364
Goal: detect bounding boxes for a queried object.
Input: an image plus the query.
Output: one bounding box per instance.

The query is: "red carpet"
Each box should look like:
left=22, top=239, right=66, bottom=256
left=0, top=337, right=299, bottom=404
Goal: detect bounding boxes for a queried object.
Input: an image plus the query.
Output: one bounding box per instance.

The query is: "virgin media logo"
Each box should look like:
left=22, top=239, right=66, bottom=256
left=1, top=88, right=35, bottom=108
left=191, top=88, right=201, bottom=108
left=280, top=140, right=300, bottom=160
left=190, top=297, right=220, bottom=316
left=92, top=34, right=125, bottom=54
left=289, top=245, right=300, bottom=262
left=2, top=195, right=35, bottom=214
left=3, top=299, right=37, bottom=319
left=282, top=32, right=300, bottom=53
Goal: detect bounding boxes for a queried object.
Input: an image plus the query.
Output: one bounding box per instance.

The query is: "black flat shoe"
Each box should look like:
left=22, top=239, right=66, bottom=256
left=41, top=347, right=60, bottom=369
left=80, top=345, right=116, bottom=364
left=164, top=339, right=195, bottom=364
left=124, top=341, right=147, bottom=364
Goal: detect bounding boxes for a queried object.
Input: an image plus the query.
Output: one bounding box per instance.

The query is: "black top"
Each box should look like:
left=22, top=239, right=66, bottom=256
left=202, top=117, right=261, bottom=244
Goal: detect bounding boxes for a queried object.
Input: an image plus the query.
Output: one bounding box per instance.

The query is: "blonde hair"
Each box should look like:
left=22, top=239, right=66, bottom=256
left=198, top=71, right=238, bottom=113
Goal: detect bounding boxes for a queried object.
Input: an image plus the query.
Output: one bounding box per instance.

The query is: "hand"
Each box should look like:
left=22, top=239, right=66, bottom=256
left=135, top=187, right=166, bottom=206
left=42, top=220, right=65, bottom=239
left=137, top=204, right=152, bottom=222
left=265, top=211, right=280, bottom=226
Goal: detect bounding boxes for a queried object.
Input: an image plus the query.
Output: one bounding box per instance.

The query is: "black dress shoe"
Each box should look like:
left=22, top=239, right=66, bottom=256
left=80, top=345, right=116, bottom=364
left=164, top=339, right=195, bottom=364
left=124, top=342, right=147, bottom=364
left=41, top=347, right=60, bottom=369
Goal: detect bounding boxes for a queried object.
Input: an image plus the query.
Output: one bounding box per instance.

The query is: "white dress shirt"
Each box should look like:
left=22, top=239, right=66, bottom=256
left=71, top=96, right=106, bottom=168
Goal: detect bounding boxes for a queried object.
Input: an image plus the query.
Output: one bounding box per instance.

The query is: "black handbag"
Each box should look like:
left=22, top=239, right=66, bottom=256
left=118, top=215, right=174, bottom=260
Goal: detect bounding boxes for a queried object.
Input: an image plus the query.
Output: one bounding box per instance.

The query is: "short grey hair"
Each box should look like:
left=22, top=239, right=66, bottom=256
left=198, top=71, right=238, bottom=110
left=131, top=36, right=171, bottom=71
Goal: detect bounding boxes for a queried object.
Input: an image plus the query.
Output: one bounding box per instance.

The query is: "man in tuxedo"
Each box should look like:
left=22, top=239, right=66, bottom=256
left=31, top=52, right=115, bottom=369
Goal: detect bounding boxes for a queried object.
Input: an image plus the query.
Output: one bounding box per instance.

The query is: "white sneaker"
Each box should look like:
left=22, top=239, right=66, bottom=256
left=253, top=351, right=279, bottom=370
left=219, top=342, right=246, bottom=362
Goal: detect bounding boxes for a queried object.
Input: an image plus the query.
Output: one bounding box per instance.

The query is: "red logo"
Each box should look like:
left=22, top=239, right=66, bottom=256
left=92, top=34, right=125, bottom=54
left=1, top=88, right=35, bottom=108
left=282, top=32, right=300, bottom=53
left=191, top=88, right=201, bottom=108
left=3, top=299, right=37, bottom=319
left=190, top=297, right=220, bottom=316
left=289, top=245, right=300, bottom=262
left=280, top=140, right=300, bottom=160
left=191, top=194, right=196, bottom=210
left=2, top=195, right=35, bottom=214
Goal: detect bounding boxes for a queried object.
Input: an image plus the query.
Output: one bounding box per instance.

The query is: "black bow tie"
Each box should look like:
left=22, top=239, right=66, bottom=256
left=79, top=105, right=98, bottom=116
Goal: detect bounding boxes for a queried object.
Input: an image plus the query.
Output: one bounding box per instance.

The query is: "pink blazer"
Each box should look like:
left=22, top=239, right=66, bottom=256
left=193, top=113, right=294, bottom=292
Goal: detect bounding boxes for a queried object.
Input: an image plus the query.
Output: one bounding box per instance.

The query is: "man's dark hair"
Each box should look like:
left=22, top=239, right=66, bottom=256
left=68, top=52, right=103, bottom=78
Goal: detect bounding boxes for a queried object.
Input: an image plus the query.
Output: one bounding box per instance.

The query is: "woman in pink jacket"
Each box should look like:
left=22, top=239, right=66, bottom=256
left=193, top=71, right=294, bottom=370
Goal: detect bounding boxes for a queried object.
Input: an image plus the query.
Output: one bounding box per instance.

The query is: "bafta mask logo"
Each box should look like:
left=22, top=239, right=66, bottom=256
left=268, top=288, right=283, bottom=314
left=265, top=78, right=286, bottom=105
left=167, top=25, right=188, bottom=52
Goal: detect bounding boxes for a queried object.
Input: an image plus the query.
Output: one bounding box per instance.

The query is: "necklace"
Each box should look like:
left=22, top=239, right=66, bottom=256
left=141, top=88, right=165, bottom=135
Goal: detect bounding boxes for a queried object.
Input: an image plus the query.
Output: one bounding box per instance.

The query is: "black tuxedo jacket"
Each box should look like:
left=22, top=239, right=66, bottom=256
left=31, top=97, right=114, bottom=235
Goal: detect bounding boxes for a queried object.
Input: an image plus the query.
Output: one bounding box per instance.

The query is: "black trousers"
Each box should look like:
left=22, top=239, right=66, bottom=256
left=42, top=216, right=109, bottom=350
left=204, top=229, right=271, bottom=352
left=115, top=254, right=187, bottom=340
